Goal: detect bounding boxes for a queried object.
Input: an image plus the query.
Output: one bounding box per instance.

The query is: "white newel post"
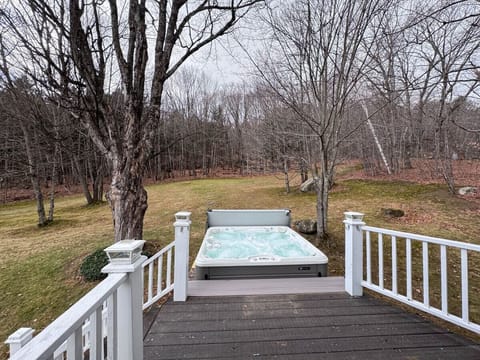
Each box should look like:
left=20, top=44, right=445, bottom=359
left=344, top=212, right=365, bottom=297
left=174, top=211, right=191, bottom=302
left=102, top=240, right=147, bottom=360
left=5, top=327, right=34, bottom=357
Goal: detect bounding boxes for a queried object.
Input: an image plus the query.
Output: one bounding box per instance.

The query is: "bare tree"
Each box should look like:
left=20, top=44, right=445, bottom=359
left=255, top=0, right=392, bottom=242
left=408, top=2, right=480, bottom=192
left=0, top=75, right=55, bottom=225
left=2, top=0, right=265, bottom=241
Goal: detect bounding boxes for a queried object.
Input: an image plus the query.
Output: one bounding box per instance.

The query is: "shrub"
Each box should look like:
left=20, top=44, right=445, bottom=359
left=80, top=249, right=109, bottom=282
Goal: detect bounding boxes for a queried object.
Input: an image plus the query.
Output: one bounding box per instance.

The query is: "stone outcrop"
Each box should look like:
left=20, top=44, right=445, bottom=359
left=382, top=208, right=405, bottom=218
left=458, top=187, right=477, bottom=196
left=300, top=179, right=315, bottom=192
left=294, top=219, right=317, bottom=234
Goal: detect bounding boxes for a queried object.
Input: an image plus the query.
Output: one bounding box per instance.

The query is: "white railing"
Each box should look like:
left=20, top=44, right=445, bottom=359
left=7, top=273, right=128, bottom=360
left=51, top=302, right=109, bottom=359
left=344, top=211, right=480, bottom=334
left=142, top=241, right=174, bottom=309
left=6, top=211, right=192, bottom=360
left=142, top=211, right=191, bottom=308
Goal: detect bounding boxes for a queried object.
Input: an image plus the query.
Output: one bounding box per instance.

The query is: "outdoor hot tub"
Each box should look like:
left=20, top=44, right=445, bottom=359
left=194, top=209, right=328, bottom=280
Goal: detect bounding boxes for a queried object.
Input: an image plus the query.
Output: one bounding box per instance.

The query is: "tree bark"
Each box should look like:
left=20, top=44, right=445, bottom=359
left=20, top=122, right=47, bottom=226
left=314, top=174, right=329, bottom=245
left=107, top=167, right=148, bottom=242
left=73, top=156, right=94, bottom=205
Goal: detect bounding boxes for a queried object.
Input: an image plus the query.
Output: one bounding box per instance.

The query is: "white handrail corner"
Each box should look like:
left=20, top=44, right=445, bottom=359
left=349, top=214, right=480, bottom=335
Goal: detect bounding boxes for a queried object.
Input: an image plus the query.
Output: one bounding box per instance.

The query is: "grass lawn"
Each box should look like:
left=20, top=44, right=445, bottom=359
left=0, top=175, right=479, bottom=358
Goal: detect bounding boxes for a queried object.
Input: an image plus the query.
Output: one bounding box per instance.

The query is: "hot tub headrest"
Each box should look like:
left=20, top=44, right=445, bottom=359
left=206, top=209, right=291, bottom=228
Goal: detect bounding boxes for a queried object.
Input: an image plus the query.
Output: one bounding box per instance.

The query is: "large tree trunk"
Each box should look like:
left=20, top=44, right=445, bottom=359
left=107, top=167, right=148, bottom=242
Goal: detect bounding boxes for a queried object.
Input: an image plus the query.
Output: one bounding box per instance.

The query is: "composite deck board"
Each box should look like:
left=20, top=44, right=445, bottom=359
left=244, top=346, right=480, bottom=360
left=169, top=291, right=350, bottom=304
left=155, top=304, right=401, bottom=322
left=148, top=313, right=423, bottom=333
left=145, top=322, right=448, bottom=345
left=188, top=276, right=344, bottom=296
left=159, top=299, right=379, bottom=314
left=144, top=292, right=480, bottom=359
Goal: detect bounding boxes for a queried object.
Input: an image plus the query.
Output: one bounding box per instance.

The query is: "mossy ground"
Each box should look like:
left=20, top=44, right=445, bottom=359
left=1, top=175, right=479, bottom=358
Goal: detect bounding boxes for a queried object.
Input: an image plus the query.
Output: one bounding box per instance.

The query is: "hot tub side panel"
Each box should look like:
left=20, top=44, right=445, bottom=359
left=195, top=263, right=328, bottom=280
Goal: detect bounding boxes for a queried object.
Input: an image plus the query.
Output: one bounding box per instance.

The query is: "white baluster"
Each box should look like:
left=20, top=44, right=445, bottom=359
left=392, top=236, right=397, bottom=294
left=422, top=241, right=429, bottom=306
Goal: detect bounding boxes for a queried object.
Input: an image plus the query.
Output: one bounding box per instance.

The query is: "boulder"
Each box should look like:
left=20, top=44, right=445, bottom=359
left=300, top=178, right=315, bottom=192
left=382, top=208, right=405, bottom=218
left=458, top=187, right=477, bottom=196
left=294, top=219, right=317, bottom=234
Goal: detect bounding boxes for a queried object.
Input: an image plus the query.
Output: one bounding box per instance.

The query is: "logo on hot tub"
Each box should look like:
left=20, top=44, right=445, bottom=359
left=248, top=255, right=280, bottom=262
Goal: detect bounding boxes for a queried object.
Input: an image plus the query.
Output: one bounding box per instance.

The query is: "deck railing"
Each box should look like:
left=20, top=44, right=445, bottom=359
left=344, top=211, right=480, bottom=334
left=142, top=210, right=191, bottom=308
left=6, top=211, right=191, bottom=360
left=143, top=241, right=174, bottom=309
left=6, top=272, right=130, bottom=360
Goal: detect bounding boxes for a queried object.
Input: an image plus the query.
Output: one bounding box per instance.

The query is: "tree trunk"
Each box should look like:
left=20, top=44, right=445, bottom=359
left=283, top=158, right=290, bottom=194
left=93, top=170, right=104, bottom=202
left=20, top=121, right=48, bottom=226
left=314, top=175, right=329, bottom=245
left=107, top=167, right=148, bottom=242
left=435, top=126, right=455, bottom=194
left=73, top=156, right=94, bottom=205
left=300, top=162, right=308, bottom=183
left=47, top=148, right=57, bottom=222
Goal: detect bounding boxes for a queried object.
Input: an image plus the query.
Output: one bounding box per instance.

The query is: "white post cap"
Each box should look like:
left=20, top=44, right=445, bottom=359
left=174, top=211, right=191, bottom=226
left=175, top=211, right=191, bottom=221
left=5, top=327, right=34, bottom=346
left=102, top=240, right=146, bottom=273
left=344, top=211, right=365, bottom=222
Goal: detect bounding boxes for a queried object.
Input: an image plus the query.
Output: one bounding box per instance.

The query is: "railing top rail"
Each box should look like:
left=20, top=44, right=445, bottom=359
left=362, top=225, right=480, bottom=252
left=10, top=273, right=127, bottom=360
left=142, top=241, right=175, bottom=267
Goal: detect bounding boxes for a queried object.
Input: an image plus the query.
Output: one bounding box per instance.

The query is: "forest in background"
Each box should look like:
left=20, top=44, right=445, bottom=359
left=0, top=0, right=479, bottom=237
left=1, top=68, right=479, bottom=202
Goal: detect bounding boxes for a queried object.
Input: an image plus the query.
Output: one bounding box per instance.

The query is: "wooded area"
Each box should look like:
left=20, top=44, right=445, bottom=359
left=0, top=0, right=479, bottom=241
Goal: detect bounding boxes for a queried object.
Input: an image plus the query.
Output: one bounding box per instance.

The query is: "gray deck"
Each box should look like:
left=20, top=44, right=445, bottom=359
left=188, top=276, right=344, bottom=296
left=143, top=282, right=480, bottom=359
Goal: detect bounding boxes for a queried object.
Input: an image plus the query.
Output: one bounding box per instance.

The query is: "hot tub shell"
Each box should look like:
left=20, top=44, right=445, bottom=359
left=194, top=209, right=328, bottom=280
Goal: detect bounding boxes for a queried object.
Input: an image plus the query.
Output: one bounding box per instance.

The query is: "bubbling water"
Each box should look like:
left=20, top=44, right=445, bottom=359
left=204, top=227, right=315, bottom=259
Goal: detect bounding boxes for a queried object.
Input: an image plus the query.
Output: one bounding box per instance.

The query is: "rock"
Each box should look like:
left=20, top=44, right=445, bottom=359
left=300, top=178, right=315, bottom=192
left=382, top=208, right=405, bottom=218
left=458, top=187, right=477, bottom=196
left=294, top=219, right=317, bottom=234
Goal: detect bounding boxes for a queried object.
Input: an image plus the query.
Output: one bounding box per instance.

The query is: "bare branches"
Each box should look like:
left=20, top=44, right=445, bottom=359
left=150, top=0, right=264, bottom=106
